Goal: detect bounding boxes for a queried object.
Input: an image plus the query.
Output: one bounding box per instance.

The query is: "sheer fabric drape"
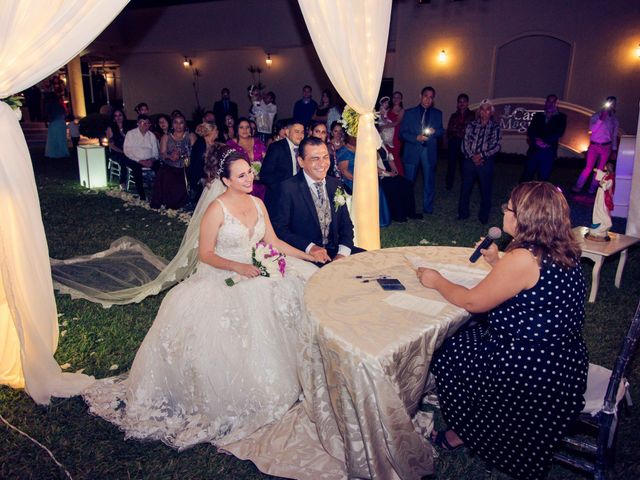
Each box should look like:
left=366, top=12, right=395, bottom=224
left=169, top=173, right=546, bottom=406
left=0, top=0, right=129, bottom=405
left=297, top=0, right=392, bottom=250
left=51, top=180, right=227, bottom=307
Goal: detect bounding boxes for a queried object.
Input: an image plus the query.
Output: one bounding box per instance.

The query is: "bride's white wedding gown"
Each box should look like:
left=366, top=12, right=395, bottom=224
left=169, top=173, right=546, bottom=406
left=83, top=197, right=311, bottom=450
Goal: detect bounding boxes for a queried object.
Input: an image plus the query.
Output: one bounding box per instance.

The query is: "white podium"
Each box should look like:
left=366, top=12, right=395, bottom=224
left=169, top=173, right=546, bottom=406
left=77, top=145, right=108, bottom=188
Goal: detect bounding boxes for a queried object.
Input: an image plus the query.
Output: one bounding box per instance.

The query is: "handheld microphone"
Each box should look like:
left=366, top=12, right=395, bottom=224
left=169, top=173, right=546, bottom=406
left=469, top=227, right=502, bottom=263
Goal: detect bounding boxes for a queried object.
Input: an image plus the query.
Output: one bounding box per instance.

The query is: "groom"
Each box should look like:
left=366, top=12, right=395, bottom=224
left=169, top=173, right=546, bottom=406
left=271, top=136, right=358, bottom=264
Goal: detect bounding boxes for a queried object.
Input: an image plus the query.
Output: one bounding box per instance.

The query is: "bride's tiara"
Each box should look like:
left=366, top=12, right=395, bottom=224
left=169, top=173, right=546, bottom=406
left=216, top=148, right=238, bottom=178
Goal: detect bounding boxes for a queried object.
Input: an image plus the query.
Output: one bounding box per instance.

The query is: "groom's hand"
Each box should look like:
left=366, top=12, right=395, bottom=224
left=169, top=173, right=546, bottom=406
left=310, top=245, right=331, bottom=264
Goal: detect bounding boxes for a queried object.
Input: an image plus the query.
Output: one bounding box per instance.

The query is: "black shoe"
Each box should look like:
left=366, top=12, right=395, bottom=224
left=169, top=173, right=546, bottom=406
left=409, top=213, right=423, bottom=220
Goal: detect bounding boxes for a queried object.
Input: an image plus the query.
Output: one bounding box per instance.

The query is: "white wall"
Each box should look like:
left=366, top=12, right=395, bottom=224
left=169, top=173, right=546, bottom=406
left=89, top=0, right=640, bottom=133
left=393, top=0, right=640, bottom=134
left=119, top=46, right=331, bottom=120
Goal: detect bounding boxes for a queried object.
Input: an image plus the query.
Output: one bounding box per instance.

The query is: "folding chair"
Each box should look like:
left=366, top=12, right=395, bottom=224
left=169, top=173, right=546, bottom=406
left=554, top=299, right=639, bottom=479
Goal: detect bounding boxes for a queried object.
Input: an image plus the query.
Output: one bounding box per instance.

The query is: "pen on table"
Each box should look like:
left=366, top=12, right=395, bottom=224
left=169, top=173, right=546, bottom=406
left=355, top=275, right=388, bottom=279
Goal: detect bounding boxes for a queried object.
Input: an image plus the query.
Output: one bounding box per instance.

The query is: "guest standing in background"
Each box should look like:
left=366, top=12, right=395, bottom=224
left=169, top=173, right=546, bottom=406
left=419, top=181, right=587, bottom=480
left=458, top=99, right=501, bottom=224
left=445, top=93, right=475, bottom=190
left=135, top=102, right=149, bottom=116
left=188, top=122, right=219, bottom=206
left=292, top=85, right=318, bottom=128
left=312, top=89, right=338, bottom=125
left=329, top=121, right=345, bottom=179
left=270, top=118, right=289, bottom=146
left=251, top=90, right=277, bottom=144
left=67, top=115, right=81, bottom=152
left=201, top=110, right=216, bottom=125
left=44, top=93, right=69, bottom=159
left=261, top=120, right=306, bottom=214
left=572, top=96, right=619, bottom=194
left=227, top=117, right=267, bottom=200
left=151, top=113, right=195, bottom=209
left=106, top=109, right=131, bottom=189
left=399, top=86, right=444, bottom=215
left=386, top=91, right=405, bottom=176
left=377, top=145, right=416, bottom=223
left=220, top=114, right=236, bottom=143
left=378, top=96, right=395, bottom=154
left=521, top=94, right=566, bottom=182
left=309, top=121, right=337, bottom=178
left=213, top=88, right=238, bottom=133
left=123, top=115, right=158, bottom=201
left=336, top=134, right=356, bottom=193
left=154, top=114, right=171, bottom=142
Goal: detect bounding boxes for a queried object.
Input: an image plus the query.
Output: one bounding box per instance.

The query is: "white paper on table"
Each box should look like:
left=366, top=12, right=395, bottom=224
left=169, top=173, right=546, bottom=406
left=383, top=292, right=447, bottom=317
left=404, top=255, right=488, bottom=288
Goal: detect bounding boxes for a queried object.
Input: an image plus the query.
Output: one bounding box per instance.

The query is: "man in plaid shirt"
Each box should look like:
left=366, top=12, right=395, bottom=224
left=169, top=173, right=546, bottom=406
left=458, top=99, right=501, bottom=224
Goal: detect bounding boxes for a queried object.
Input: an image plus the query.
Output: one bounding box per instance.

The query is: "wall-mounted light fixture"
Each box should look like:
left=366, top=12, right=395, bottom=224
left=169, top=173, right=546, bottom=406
left=183, top=56, right=192, bottom=68
left=266, top=53, right=272, bottom=67
left=438, top=49, right=447, bottom=62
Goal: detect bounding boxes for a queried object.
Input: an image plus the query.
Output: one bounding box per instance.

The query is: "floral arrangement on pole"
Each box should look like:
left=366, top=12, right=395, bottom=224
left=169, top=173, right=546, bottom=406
left=339, top=105, right=380, bottom=138
left=225, top=241, right=286, bottom=286
left=1, top=94, right=24, bottom=119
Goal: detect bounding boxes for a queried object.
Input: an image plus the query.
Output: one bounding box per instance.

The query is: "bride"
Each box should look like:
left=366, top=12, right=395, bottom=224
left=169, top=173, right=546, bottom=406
left=83, top=144, right=321, bottom=449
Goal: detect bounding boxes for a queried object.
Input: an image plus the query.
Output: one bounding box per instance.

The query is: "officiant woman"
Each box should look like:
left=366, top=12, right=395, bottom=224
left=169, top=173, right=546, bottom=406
left=417, top=181, right=588, bottom=480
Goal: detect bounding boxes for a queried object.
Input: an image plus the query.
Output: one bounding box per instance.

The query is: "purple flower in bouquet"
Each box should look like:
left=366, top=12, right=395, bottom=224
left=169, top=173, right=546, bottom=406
left=226, top=241, right=286, bottom=286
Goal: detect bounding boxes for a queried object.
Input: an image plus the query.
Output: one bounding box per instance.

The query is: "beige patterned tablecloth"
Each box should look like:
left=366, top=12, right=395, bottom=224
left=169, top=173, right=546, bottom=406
left=224, top=246, right=490, bottom=479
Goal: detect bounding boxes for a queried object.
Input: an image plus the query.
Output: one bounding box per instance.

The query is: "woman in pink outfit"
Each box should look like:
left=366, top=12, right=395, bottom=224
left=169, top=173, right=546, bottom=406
left=226, top=117, right=267, bottom=200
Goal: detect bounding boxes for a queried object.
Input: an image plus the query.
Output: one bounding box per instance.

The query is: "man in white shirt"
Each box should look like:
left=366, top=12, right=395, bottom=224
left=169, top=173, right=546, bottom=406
left=572, top=96, right=619, bottom=194
left=122, top=115, right=158, bottom=199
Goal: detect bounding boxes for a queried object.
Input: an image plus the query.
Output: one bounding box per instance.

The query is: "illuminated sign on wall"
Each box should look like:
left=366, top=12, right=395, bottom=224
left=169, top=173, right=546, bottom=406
left=498, top=105, right=543, bottom=134
left=470, top=98, right=614, bottom=154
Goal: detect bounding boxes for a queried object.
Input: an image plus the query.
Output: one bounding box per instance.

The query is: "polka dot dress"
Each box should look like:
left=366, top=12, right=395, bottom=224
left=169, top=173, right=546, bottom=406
left=432, top=255, right=589, bottom=479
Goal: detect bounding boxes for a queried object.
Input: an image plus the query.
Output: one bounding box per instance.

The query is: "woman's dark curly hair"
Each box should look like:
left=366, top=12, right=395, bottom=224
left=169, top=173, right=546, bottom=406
left=506, top=181, right=581, bottom=267
left=203, top=143, right=249, bottom=186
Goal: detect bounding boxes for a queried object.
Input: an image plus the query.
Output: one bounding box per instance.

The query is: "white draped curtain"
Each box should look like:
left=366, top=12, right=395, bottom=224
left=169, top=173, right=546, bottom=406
left=0, top=0, right=129, bottom=405
left=298, top=0, right=392, bottom=250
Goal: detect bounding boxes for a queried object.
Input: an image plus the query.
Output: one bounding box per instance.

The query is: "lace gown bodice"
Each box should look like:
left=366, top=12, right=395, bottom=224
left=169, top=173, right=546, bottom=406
left=212, top=197, right=265, bottom=265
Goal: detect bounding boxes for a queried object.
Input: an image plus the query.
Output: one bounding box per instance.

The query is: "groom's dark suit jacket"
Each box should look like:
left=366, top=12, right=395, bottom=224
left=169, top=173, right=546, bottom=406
left=271, top=172, right=354, bottom=256
left=261, top=138, right=296, bottom=214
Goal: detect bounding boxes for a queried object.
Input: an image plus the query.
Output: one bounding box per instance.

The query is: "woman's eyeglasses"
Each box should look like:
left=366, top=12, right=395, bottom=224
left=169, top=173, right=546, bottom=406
left=501, top=203, right=515, bottom=214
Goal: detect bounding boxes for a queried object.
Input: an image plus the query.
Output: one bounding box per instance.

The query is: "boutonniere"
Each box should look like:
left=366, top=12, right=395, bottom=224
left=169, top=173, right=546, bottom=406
left=333, top=186, right=348, bottom=212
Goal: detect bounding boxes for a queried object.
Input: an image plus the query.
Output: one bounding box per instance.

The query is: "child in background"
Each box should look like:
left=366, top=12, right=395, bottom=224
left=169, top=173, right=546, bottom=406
left=67, top=115, right=81, bottom=150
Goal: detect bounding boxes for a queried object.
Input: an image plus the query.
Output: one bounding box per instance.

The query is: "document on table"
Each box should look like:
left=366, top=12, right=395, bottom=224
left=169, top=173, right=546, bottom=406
left=404, top=254, right=488, bottom=288
left=383, top=292, right=447, bottom=317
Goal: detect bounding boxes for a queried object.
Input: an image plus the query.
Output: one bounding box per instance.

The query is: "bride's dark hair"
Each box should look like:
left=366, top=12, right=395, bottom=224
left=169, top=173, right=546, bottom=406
left=203, top=143, right=249, bottom=185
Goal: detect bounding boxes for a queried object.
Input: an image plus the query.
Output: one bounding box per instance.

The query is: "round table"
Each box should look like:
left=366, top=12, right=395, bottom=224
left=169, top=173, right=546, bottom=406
left=224, top=246, right=491, bottom=480
left=301, top=246, right=490, bottom=479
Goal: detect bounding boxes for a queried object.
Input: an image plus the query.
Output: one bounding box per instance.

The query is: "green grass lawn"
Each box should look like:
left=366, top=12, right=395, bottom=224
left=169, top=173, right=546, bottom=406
left=1, top=150, right=638, bottom=479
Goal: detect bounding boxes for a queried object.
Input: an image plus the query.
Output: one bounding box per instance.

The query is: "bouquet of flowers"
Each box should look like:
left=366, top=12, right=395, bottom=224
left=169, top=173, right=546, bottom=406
left=225, top=241, right=286, bottom=286
left=250, top=161, right=262, bottom=180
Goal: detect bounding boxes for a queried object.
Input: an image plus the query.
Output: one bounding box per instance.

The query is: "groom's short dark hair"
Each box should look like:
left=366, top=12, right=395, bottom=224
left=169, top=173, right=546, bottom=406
left=298, top=136, right=326, bottom=159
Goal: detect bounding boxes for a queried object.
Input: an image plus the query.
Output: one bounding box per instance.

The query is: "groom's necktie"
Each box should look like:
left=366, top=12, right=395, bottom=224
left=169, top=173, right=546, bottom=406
left=292, top=146, right=299, bottom=175
left=313, top=181, right=330, bottom=246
